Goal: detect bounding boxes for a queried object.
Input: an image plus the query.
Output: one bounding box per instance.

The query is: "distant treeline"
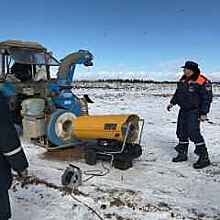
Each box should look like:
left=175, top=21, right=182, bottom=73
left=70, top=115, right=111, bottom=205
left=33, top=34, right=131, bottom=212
left=76, top=79, right=177, bottom=84
left=76, top=79, right=220, bottom=84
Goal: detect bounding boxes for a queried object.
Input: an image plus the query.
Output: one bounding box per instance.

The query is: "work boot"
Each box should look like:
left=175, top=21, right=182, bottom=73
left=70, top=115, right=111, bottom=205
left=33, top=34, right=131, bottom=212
left=193, top=145, right=210, bottom=169
left=172, top=143, right=188, bottom=162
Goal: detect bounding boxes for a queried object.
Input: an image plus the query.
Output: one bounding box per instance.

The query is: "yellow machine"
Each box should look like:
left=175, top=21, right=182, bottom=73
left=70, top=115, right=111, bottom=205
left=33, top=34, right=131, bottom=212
left=73, top=114, right=140, bottom=143
left=52, top=113, right=142, bottom=145
left=51, top=111, right=144, bottom=169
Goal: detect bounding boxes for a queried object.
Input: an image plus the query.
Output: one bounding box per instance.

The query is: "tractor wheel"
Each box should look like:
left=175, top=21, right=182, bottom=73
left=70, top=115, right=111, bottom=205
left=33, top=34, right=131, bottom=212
left=113, top=159, right=133, bottom=170
left=132, top=144, right=142, bottom=158
left=85, top=150, right=97, bottom=165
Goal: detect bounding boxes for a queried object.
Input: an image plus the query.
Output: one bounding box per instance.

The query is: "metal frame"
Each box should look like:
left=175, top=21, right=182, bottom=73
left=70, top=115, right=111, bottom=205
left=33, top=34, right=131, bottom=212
left=97, top=118, right=144, bottom=166
left=138, top=119, right=145, bottom=145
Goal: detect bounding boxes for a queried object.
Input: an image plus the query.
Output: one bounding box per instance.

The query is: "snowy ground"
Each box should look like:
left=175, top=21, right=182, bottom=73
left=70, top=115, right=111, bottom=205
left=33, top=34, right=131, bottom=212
left=10, top=83, right=220, bottom=220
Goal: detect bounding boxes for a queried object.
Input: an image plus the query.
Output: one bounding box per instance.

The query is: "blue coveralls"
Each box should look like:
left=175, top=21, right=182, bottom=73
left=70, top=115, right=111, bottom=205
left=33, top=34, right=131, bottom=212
left=170, top=74, right=213, bottom=154
left=0, top=92, right=29, bottom=220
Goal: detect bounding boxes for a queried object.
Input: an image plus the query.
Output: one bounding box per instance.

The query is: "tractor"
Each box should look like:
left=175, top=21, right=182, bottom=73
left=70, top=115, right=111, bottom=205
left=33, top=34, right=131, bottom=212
left=0, top=40, right=143, bottom=170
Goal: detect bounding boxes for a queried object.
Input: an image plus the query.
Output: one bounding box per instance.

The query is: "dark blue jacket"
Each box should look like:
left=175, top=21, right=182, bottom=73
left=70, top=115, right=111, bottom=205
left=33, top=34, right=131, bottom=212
left=171, top=74, right=213, bottom=114
left=0, top=92, right=29, bottom=190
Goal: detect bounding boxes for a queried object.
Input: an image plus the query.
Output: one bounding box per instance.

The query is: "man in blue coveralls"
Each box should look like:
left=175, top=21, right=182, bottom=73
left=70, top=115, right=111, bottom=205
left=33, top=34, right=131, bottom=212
left=167, top=61, right=213, bottom=169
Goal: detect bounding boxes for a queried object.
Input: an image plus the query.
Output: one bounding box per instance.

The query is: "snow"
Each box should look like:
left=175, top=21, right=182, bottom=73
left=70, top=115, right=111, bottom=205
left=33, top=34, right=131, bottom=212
left=10, top=83, right=220, bottom=220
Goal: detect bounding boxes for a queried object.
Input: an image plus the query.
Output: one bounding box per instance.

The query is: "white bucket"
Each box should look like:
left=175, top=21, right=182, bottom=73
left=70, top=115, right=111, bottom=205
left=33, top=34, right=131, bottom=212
left=21, top=98, right=45, bottom=117
left=23, top=116, right=46, bottom=139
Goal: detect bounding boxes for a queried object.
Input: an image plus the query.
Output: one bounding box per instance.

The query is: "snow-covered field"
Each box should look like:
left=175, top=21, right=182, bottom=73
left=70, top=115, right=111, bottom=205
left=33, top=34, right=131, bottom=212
left=10, top=83, right=220, bottom=220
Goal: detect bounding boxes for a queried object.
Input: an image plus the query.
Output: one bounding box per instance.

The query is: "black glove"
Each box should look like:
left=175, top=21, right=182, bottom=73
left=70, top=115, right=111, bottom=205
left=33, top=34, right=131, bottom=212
left=167, top=104, right=174, bottom=111
left=18, top=169, right=28, bottom=178
left=8, top=96, right=17, bottom=111
left=200, top=114, right=208, bottom=122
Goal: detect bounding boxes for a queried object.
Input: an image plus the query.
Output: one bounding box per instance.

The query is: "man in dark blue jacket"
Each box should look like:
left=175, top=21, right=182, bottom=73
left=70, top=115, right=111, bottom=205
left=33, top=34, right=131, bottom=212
left=0, top=92, right=29, bottom=220
left=167, top=61, right=213, bottom=169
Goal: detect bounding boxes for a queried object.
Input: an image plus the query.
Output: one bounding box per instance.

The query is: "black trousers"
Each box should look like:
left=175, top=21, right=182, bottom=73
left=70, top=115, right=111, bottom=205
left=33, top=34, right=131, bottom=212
left=0, top=190, right=11, bottom=220
left=176, top=109, right=205, bottom=146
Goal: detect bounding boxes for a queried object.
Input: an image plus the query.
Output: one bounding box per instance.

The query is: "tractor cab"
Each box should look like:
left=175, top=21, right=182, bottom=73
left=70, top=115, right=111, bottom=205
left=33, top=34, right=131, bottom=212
left=0, top=40, right=60, bottom=81
left=0, top=40, right=60, bottom=97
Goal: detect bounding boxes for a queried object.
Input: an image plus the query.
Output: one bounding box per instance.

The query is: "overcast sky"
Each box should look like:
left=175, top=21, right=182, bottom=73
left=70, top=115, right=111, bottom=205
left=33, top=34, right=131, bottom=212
left=0, top=0, right=220, bottom=81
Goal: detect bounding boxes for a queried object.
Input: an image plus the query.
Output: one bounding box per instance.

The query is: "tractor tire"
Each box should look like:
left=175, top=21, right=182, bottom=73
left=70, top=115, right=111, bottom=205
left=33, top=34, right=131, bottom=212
left=122, top=143, right=142, bottom=160
left=113, top=159, right=133, bottom=170
left=85, top=150, right=97, bottom=165
left=132, top=144, right=142, bottom=158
